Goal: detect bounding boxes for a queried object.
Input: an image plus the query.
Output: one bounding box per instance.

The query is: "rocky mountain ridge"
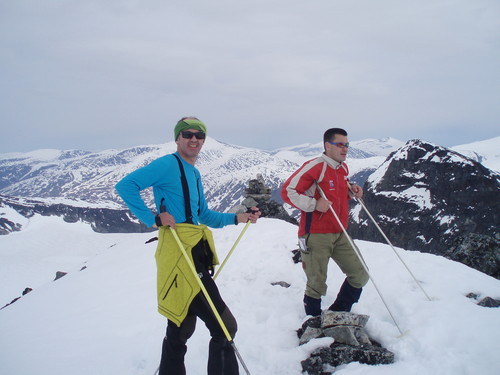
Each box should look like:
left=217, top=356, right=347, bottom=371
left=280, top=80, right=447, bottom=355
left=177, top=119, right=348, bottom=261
left=349, top=139, right=499, bottom=278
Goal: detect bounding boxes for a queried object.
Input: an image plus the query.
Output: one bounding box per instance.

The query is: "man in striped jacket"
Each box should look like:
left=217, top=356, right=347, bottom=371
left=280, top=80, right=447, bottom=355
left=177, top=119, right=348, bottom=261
left=281, top=128, right=369, bottom=316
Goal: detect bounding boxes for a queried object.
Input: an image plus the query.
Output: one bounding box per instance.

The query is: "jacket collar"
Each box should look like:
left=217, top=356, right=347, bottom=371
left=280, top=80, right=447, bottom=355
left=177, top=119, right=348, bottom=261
left=321, top=153, right=343, bottom=169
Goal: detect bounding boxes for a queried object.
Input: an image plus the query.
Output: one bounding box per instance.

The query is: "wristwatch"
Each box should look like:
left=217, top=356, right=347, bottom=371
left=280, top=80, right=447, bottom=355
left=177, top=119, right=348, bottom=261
left=155, top=215, right=163, bottom=227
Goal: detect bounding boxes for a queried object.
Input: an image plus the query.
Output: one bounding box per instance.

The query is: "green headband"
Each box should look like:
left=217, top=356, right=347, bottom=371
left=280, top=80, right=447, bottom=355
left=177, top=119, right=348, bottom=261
left=174, top=118, right=207, bottom=140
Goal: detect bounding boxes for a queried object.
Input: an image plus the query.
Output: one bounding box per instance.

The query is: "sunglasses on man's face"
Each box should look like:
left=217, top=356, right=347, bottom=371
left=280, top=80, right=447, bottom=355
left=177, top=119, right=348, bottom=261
left=327, top=141, right=349, bottom=149
left=181, top=131, right=206, bottom=140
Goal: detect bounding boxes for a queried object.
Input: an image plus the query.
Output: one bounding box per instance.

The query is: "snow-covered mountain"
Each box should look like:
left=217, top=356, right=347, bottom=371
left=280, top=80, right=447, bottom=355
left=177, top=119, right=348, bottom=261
left=349, top=139, right=499, bottom=278
left=271, top=140, right=377, bottom=163
left=2, top=136, right=496, bottom=217
left=451, top=136, right=500, bottom=173
left=0, top=137, right=396, bottom=213
left=350, top=137, right=406, bottom=157
left=0, top=216, right=499, bottom=374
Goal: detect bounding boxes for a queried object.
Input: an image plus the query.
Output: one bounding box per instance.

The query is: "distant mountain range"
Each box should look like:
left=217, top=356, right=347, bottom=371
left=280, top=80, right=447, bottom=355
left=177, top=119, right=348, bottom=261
left=1, top=136, right=498, bottom=277
left=0, top=137, right=405, bottom=212
left=0, top=136, right=497, bottom=216
left=1, top=136, right=497, bottom=213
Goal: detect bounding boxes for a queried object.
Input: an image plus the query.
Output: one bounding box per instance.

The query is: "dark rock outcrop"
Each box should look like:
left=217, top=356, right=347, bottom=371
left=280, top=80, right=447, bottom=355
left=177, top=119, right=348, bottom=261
left=302, top=344, right=395, bottom=375
left=466, top=293, right=500, bottom=308
left=0, top=195, right=153, bottom=234
left=478, top=297, right=500, bottom=308
left=54, top=271, right=67, bottom=281
left=0, top=216, right=22, bottom=235
left=446, top=233, right=500, bottom=279
left=349, top=139, right=500, bottom=278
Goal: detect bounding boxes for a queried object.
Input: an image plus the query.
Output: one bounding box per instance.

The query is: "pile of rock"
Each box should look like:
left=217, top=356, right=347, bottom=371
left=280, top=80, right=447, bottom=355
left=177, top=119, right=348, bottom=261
left=229, top=174, right=297, bottom=225
left=298, top=311, right=394, bottom=375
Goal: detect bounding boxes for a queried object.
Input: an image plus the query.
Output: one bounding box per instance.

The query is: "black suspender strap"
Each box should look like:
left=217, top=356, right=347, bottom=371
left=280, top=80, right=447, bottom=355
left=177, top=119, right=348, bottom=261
left=173, top=154, right=195, bottom=224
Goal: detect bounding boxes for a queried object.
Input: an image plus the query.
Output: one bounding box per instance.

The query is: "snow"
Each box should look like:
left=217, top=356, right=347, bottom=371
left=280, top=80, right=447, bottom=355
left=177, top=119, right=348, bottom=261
left=452, top=136, right=500, bottom=173
left=2, top=196, right=124, bottom=209
left=402, top=171, right=425, bottom=180
left=349, top=138, right=405, bottom=157
left=0, top=205, right=29, bottom=229
left=366, top=158, right=391, bottom=187
left=438, top=215, right=456, bottom=225
left=399, top=186, right=433, bottom=210
left=2, top=149, right=63, bottom=161
left=345, top=156, right=385, bottom=176
left=1, top=216, right=499, bottom=375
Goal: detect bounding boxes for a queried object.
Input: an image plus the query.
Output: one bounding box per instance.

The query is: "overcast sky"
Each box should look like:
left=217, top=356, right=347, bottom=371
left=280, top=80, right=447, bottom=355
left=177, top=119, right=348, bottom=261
left=1, top=0, right=499, bottom=153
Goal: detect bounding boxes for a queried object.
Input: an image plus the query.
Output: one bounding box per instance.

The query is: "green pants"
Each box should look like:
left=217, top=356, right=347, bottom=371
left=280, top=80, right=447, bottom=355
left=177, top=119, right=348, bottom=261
left=301, top=232, right=369, bottom=299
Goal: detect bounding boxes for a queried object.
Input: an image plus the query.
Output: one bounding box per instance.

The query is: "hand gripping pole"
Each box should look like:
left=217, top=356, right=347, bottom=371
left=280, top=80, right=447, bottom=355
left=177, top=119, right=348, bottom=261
left=348, top=186, right=432, bottom=302
left=316, top=185, right=404, bottom=335
left=169, top=227, right=252, bottom=375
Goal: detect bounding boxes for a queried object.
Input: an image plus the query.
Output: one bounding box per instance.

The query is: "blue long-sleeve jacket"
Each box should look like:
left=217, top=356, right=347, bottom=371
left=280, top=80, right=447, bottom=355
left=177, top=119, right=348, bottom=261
left=115, top=152, right=236, bottom=228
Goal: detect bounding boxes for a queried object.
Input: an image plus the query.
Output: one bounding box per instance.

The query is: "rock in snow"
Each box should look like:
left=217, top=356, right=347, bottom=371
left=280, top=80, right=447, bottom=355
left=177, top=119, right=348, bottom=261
left=298, top=311, right=395, bottom=374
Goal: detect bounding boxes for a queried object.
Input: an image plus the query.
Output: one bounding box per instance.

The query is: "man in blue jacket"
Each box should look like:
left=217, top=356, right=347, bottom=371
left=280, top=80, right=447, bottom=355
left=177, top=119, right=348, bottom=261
left=116, top=117, right=260, bottom=375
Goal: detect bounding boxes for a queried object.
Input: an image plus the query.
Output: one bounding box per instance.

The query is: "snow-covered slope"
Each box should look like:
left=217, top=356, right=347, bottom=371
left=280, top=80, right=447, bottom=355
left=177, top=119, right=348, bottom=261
left=451, top=136, right=500, bottom=172
left=0, top=216, right=499, bottom=375
left=350, top=137, right=405, bottom=157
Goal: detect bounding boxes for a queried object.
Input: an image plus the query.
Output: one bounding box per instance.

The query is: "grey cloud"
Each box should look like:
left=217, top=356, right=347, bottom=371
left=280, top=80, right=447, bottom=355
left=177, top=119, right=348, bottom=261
left=0, top=0, right=498, bottom=153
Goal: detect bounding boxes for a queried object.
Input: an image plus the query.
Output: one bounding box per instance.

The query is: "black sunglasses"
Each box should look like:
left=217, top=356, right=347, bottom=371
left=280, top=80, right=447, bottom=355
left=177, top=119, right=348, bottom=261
left=181, top=131, right=206, bottom=140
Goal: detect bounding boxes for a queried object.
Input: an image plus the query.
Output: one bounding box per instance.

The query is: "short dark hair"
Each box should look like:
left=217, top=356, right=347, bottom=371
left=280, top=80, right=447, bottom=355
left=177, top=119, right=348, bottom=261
left=323, top=128, right=348, bottom=143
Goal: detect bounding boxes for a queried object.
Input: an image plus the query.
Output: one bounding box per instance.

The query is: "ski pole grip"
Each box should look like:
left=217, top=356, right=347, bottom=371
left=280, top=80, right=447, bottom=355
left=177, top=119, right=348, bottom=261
left=245, top=207, right=259, bottom=223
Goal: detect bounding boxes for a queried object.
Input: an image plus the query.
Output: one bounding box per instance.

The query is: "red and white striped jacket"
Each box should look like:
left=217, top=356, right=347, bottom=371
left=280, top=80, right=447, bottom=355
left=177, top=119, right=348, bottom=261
left=281, top=153, right=351, bottom=237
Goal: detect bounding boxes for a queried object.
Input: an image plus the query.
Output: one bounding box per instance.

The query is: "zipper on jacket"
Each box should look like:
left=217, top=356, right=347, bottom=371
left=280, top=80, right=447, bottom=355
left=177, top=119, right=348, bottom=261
left=163, top=274, right=178, bottom=300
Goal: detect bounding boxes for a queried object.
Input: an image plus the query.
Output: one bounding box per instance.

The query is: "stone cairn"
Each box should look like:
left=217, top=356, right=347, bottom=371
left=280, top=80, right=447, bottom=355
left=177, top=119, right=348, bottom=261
left=298, top=310, right=395, bottom=374
left=229, top=174, right=297, bottom=225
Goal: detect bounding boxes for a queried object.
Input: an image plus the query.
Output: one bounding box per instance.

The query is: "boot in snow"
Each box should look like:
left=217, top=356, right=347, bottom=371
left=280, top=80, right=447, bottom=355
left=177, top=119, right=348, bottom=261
left=329, top=279, right=362, bottom=312
left=303, top=294, right=322, bottom=316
